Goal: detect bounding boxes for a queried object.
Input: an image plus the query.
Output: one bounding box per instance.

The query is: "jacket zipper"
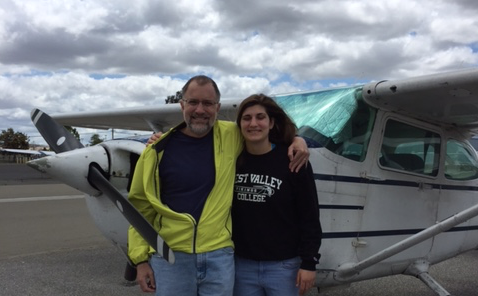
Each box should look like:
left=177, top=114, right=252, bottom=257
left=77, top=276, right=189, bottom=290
left=193, top=223, right=198, bottom=253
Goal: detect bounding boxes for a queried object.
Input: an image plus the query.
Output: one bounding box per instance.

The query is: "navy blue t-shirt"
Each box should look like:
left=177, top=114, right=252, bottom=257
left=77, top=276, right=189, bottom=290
left=159, top=130, right=215, bottom=222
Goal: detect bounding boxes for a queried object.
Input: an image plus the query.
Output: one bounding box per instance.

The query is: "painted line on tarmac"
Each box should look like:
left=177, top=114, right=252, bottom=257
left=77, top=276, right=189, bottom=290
left=0, top=195, right=85, bottom=203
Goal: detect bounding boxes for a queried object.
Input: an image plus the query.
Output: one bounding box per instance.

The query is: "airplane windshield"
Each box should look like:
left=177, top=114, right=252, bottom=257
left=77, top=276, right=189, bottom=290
left=275, top=87, right=360, bottom=141
left=275, top=86, right=375, bottom=162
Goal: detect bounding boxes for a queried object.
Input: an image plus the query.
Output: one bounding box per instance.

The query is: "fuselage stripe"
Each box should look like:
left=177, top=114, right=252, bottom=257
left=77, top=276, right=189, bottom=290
left=320, top=205, right=364, bottom=210
left=313, top=173, right=478, bottom=191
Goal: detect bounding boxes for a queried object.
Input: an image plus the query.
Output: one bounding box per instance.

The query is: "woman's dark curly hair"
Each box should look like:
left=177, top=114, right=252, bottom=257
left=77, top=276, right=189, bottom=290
left=236, top=94, right=296, bottom=145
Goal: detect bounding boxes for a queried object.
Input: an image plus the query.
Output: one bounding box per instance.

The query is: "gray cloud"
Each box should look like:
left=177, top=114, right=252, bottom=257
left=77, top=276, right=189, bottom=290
left=0, top=0, right=477, bottom=144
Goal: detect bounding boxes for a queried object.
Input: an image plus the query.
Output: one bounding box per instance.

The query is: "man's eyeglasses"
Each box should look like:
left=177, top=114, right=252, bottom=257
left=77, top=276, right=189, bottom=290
left=182, top=99, right=218, bottom=108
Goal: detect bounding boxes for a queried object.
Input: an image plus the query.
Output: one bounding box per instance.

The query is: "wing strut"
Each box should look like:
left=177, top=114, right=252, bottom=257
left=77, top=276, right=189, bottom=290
left=336, top=201, right=478, bottom=280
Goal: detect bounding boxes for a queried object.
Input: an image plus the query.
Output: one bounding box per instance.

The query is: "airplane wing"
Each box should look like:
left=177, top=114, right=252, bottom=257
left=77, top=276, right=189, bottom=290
left=49, top=68, right=478, bottom=135
left=362, top=68, right=478, bottom=130
left=51, top=101, right=241, bottom=132
left=1, top=148, right=55, bottom=156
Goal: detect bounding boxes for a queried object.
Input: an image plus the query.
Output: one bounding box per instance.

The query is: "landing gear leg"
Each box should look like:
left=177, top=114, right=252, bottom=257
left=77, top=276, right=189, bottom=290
left=405, top=259, right=451, bottom=296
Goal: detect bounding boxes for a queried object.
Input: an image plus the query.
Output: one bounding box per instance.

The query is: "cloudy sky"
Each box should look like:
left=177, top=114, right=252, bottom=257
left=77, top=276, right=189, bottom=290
left=1, top=0, right=477, bottom=145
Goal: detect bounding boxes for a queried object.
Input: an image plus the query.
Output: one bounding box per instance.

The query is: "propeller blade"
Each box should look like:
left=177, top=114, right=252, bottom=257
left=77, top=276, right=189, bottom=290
left=87, top=163, right=175, bottom=264
left=31, top=108, right=84, bottom=153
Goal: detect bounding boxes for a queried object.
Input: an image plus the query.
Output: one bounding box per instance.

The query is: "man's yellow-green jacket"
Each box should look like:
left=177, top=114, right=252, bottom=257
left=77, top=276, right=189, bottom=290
left=128, top=121, right=242, bottom=265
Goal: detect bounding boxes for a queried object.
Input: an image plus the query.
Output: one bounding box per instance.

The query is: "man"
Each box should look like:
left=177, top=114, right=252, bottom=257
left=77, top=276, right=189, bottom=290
left=128, top=75, right=308, bottom=296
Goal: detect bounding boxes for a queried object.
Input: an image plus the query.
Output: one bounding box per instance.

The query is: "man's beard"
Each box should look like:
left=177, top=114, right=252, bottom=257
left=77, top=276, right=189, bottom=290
left=187, top=120, right=213, bottom=136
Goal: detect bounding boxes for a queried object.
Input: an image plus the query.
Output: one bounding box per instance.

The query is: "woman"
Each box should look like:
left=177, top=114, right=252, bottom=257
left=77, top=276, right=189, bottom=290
left=232, top=94, right=322, bottom=296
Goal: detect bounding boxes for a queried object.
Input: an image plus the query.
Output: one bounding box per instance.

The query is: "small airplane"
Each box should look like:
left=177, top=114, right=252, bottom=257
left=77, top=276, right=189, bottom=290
left=27, top=68, right=478, bottom=295
left=1, top=148, right=55, bottom=158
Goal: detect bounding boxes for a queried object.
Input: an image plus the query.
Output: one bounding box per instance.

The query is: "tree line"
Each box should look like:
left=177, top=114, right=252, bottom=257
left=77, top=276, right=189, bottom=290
left=0, top=127, right=104, bottom=149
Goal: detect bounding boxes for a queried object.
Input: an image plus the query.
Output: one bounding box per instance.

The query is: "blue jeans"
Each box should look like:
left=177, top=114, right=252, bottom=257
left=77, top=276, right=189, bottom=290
left=233, top=256, right=301, bottom=296
left=150, top=247, right=234, bottom=296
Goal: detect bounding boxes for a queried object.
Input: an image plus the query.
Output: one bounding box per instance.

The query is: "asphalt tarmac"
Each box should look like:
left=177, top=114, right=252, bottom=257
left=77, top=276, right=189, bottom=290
left=1, top=163, right=477, bottom=295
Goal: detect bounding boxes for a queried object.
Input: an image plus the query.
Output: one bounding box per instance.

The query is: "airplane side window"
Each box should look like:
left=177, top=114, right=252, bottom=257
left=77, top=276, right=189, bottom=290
left=329, top=100, right=376, bottom=162
left=380, top=119, right=440, bottom=176
left=445, top=140, right=478, bottom=180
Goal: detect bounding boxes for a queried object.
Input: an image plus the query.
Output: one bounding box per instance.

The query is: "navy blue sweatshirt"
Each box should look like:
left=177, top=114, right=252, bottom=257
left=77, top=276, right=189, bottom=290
left=232, top=144, right=322, bottom=270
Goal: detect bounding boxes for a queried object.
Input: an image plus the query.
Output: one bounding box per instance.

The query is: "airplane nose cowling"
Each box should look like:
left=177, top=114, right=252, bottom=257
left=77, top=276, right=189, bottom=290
left=27, top=145, right=109, bottom=196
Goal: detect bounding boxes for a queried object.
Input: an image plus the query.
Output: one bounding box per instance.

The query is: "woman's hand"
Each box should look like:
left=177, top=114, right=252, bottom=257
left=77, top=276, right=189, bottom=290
left=147, top=132, right=163, bottom=146
left=288, top=137, right=310, bottom=172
